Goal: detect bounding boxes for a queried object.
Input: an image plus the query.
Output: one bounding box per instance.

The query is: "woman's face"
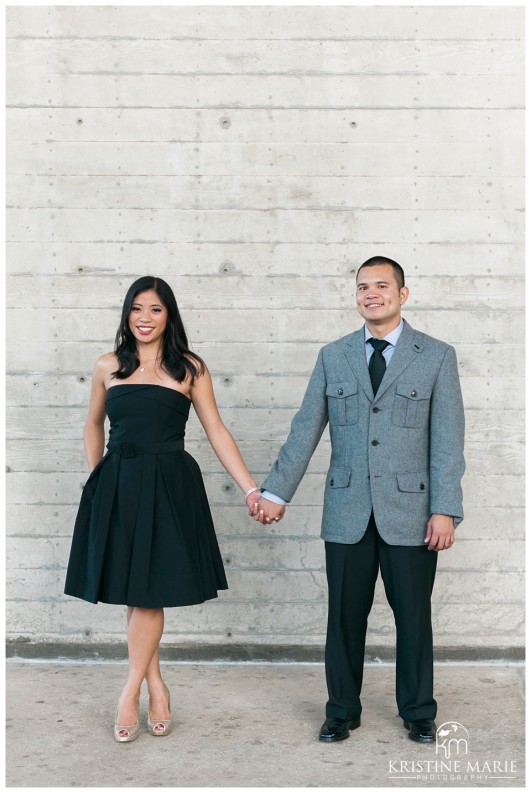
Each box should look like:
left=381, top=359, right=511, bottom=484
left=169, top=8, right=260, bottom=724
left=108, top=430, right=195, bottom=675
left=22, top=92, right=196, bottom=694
left=128, top=289, right=168, bottom=346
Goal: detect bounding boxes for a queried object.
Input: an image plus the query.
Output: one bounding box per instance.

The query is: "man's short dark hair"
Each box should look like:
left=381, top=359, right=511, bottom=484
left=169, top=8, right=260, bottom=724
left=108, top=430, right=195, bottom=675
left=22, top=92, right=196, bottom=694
left=357, top=256, right=405, bottom=290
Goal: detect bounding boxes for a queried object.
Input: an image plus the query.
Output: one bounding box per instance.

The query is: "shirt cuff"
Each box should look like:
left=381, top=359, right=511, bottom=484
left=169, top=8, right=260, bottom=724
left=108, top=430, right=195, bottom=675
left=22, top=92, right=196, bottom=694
left=260, top=490, right=288, bottom=506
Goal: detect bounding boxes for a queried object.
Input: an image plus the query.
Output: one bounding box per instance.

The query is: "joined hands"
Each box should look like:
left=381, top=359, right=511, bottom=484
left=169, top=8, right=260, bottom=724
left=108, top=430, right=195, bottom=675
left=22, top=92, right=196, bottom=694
left=246, top=492, right=285, bottom=525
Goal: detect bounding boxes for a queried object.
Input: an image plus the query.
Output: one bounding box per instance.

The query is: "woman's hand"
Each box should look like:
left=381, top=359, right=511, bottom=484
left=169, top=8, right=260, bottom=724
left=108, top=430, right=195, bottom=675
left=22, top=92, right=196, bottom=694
left=246, top=489, right=262, bottom=515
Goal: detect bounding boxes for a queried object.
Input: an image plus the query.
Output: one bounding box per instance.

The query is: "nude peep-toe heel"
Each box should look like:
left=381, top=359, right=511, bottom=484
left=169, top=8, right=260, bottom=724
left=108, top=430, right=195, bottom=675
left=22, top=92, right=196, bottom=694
left=114, top=706, right=140, bottom=743
left=147, top=685, right=172, bottom=737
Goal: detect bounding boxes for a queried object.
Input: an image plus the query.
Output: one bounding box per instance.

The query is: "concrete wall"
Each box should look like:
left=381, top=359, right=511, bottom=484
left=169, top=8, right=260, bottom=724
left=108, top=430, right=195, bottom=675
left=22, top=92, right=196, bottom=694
left=6, top=5, right=524, bottom=656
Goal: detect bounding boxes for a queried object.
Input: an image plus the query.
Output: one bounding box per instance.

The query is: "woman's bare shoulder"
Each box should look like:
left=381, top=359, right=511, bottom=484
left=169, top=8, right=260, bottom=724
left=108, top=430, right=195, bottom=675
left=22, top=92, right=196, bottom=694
left=184, top=352, right=208, bottom=377
left=92, top=352, right=118, bottom=379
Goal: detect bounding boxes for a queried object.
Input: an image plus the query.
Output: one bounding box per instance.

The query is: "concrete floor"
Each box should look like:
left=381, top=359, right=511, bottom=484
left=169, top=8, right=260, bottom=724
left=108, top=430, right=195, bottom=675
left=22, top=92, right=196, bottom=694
left=6, top=661, right=525, bottom=788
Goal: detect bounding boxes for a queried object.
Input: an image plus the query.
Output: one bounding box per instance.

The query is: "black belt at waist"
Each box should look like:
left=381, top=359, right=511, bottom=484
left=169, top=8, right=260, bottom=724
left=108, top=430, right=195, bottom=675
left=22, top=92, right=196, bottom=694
left=107, top=440, right=185, bottom=458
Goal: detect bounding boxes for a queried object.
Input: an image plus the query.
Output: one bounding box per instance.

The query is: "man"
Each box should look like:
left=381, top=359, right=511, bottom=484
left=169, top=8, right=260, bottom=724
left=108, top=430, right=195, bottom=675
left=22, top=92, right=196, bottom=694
left=253, top=256, right=465, bottom=743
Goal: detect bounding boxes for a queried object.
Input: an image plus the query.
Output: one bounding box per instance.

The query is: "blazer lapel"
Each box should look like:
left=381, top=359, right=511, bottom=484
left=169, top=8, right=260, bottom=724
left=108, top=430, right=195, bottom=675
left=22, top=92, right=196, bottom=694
left=343, top=328, right=374, bottom=401
left=374, top=319, right=422, bottom=401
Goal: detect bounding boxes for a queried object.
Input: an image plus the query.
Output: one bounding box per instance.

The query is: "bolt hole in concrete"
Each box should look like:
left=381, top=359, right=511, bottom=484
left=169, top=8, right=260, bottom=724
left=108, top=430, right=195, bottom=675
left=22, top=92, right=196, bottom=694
left=219, top=260, right=233, bottom=274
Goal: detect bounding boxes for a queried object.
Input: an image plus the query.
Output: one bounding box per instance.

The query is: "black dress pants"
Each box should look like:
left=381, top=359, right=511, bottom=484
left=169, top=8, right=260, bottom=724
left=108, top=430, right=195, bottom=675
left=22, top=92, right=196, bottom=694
left=324, top=513, right=438, bottom=722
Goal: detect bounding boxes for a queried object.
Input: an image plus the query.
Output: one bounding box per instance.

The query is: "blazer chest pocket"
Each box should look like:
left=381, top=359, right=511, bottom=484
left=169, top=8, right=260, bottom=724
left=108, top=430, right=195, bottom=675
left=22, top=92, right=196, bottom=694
left=392, top=384, right=431, bottom=428
left=326, top=381, right=359, bottom=426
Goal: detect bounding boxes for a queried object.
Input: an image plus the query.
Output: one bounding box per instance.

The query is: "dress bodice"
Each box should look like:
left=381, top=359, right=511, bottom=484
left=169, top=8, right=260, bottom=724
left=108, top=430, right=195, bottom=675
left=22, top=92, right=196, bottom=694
left=105, top=384, right=191, bottom=445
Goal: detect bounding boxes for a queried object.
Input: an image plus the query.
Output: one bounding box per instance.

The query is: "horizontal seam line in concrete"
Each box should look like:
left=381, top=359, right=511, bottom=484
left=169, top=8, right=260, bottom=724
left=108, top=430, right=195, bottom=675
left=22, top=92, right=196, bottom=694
left=6, top=36, right=525, bottom=42
left=4, top=246, right=523, bottom=252
left=8, top=173, right=523, bottom=177
left=7, top=107, right=523, bottom=113
left=6, top=601, right=525, bottom=609
left=7, top=239, right=521, bottom=246
left=38, top=70, right=522, bottom=77
left=6, top=104, right=526, bottom=110
left=7, top=570, right=525, bottom=577
left=6, top=206, right=526, bottom=212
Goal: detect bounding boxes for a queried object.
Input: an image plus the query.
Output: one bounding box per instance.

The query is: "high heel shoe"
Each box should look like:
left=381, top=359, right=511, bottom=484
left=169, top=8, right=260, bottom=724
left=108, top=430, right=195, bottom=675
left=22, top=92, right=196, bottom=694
left=147, top=684, right=172, bottom=737
left=114, top=703, right=140, bottom=743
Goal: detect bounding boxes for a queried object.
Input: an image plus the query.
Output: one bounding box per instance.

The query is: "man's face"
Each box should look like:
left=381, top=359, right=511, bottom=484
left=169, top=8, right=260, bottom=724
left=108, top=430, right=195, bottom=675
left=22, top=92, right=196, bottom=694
left=355, top=264, right=409, bottom=328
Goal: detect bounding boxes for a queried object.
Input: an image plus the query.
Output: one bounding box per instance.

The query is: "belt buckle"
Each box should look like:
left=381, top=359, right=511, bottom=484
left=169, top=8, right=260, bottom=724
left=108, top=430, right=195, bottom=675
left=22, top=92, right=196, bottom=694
left=121, top=443, right=135, bottom=458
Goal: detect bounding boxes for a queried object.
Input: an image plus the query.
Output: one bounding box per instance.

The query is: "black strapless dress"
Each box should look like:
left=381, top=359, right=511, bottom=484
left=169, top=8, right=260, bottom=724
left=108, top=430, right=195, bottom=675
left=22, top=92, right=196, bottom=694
left=64, top=384, right=228, bottom=607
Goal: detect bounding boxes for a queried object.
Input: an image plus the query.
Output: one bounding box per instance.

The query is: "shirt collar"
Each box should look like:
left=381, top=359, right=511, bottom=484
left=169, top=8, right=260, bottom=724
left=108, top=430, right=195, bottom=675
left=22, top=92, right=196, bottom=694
left=364, top=318, right=404, bottom=349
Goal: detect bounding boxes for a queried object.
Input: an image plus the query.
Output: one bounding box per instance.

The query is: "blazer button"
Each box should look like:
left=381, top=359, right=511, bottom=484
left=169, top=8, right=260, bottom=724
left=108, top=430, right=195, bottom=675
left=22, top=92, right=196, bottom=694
left=330, top=478, right=334, bottom=486
left=420, top=482, right=425, bottom=490
left=411, top=389, right=417, bottom=398
left=337, top=388, right=343, bottom=395
left=371, top=440, right=379, bottom=446
left=372, top=407, right=380, bottom=413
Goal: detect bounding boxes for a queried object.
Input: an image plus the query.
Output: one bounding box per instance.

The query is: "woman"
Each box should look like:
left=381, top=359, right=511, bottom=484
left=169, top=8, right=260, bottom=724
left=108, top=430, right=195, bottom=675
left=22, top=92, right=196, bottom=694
left=64, top=276, right=262, bottom=742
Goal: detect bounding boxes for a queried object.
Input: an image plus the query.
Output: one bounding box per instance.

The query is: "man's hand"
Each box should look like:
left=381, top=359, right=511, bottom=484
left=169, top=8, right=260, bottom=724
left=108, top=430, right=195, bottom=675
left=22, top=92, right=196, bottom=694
left=252, top=497, right=285, bottom=525
left=425, top=514, right=455, bottom=551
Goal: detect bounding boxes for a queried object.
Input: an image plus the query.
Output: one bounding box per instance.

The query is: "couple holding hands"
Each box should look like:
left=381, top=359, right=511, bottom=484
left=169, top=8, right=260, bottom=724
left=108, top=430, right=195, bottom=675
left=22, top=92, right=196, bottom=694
left=65, top=256, right=465, bottom=745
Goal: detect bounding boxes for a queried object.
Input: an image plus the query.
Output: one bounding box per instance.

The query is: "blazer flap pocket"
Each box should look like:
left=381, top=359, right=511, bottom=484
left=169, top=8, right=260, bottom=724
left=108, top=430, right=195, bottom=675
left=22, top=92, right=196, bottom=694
left=327, top=467, right=351, bottom=488
left=397, top=473, right=429, bottom=493
left=326, top=381, right=358, bottom=399
left=395, top=383, right=430, bottom=400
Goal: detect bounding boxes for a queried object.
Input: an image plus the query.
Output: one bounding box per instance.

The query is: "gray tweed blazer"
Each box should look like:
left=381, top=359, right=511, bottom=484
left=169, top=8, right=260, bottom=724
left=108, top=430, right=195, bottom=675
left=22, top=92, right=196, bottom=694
left=262, top=319, right=465, bottom=545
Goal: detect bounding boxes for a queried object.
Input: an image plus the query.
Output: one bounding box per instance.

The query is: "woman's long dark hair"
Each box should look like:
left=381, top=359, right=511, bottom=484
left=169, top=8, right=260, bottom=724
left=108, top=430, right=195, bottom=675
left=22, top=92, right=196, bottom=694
left=112, top=276, right=205, bottom=383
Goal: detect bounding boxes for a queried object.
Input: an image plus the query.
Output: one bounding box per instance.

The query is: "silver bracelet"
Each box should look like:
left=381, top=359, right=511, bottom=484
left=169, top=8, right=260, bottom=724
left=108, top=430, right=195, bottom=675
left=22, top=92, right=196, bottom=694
left=245, top=486, right=260, bottom=500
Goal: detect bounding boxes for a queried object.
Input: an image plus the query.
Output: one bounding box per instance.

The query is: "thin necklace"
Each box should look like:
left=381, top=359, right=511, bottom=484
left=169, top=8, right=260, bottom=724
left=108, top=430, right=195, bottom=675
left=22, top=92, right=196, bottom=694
left=139, top=357, right=159, bottom=373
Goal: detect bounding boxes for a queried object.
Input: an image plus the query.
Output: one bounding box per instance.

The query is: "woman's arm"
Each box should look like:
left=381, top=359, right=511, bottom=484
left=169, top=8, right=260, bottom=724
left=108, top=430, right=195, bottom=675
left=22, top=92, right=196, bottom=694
left=190, top=365, right=258, bottom=498
left=83, top=354, right=113, bottom=471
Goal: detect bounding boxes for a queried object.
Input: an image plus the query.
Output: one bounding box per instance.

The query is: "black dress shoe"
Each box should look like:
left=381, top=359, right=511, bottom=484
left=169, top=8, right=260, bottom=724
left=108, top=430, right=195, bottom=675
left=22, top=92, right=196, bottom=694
left=403, top=718, right=436, bottom=743
left=319, top=716, right=361, bottom=742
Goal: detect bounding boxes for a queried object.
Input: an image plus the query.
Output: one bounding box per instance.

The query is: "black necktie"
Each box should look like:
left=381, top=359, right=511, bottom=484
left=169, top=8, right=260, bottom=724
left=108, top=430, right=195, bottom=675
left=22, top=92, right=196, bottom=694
left=368, top=338, right=390, bottom=395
